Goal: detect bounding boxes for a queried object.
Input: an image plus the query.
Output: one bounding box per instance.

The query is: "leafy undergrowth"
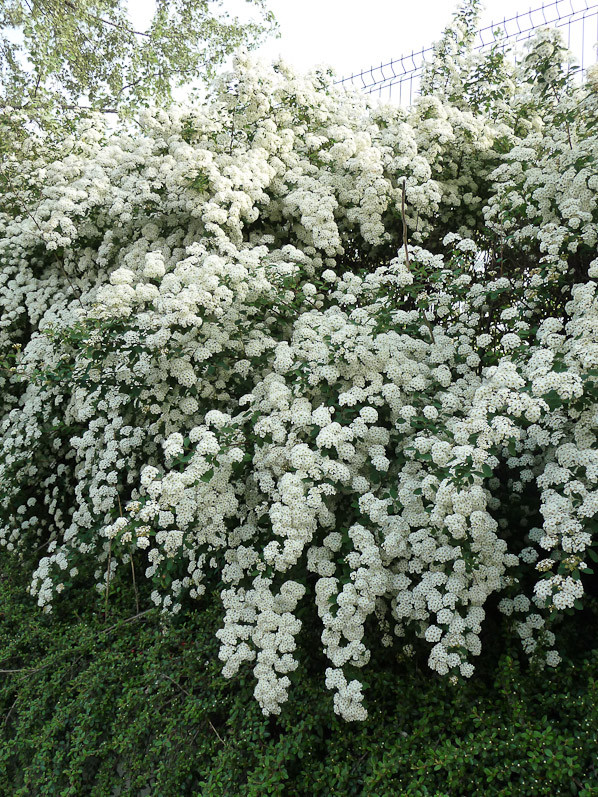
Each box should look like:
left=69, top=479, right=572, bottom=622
left=0, top=550, right=596, bottom=797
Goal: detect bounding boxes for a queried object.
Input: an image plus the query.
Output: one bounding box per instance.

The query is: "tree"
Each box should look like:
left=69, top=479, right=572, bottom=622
left=0, top=0, right=278, bottom=230
left=0, top=0, right=277, bottom=159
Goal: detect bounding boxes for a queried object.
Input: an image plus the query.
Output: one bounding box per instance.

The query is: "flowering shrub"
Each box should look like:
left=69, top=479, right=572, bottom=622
left=1, top=31, right=598, bottom=721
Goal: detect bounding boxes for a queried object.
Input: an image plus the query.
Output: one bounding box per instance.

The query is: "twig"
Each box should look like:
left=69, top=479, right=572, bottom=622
left=161, top=673, right=191, bottom=697
left=116, top=494, right=140, bottom=614
left=130, top=557, right=140, bottom=615
left=349, top=751, right=369, bottom=775
left=207, top=718, right=226, bottom=745
left=104, top=540, right=112, bottom=623
left=402, top=179, right=436, bottom=344
left=63, top=0, right=151, bottom=37
left=103, top=608, right=154, bottom=635
left=0, top=655, right=58, bottom=676
left=0, top=665, right=50, bottom=674
left=228, top=117, right=236, bottom=155
left=1, top=610, right=155, bottom=682
left=401, top=179, right=411, bottom=271
left=160, top=674, right=225, bottom=744
left=3, top=696, right=19, bottom=727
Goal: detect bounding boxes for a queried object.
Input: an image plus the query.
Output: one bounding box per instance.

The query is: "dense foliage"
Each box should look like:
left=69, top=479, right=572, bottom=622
left=1, top=12, right=598, bottom=723
left=0, top=0, right=276, bottom=125
left=0, top=0, right=277, bottom=211
left=1, top=551, right=597, bottom=796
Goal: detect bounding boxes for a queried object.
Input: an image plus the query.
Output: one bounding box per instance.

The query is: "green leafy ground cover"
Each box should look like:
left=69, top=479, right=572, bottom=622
left=1, top=550, right=596, bottom=796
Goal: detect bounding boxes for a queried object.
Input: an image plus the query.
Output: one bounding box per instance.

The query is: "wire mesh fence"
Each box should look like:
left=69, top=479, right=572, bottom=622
left=335, top=0, right=598, bottom=104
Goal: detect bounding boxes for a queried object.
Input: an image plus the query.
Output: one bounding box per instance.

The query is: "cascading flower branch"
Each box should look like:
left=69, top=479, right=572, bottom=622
left=1, top=33, right=598, bottom=721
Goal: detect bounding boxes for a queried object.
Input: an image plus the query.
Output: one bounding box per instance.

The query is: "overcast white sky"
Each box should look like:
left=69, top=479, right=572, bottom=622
left=128, top=0, right=574, bottom=81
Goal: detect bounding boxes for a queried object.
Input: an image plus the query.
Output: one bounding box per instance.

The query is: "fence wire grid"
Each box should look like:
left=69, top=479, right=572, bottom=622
left=336, top=0, right=598, bottom=105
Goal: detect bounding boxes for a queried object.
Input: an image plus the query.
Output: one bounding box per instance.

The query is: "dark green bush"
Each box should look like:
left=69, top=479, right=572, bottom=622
left=1, top=550, right=597, bottom=797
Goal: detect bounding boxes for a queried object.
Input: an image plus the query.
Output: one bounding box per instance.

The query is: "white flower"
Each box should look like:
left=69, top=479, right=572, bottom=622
left=163, top=433, right=185, bottom=458
left=359, top=406, right=378, bottom=424
left=546, top=650, right=561, bottom=667
left=143, top=251, right=166, bottom=280
left=205, top=410, right=231, bottom=429
left=110, top=267, right=135, bottom=286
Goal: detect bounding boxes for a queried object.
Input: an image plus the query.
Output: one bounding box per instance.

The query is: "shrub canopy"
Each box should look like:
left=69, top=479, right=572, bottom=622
left=1, top=26, right=598, bottom=720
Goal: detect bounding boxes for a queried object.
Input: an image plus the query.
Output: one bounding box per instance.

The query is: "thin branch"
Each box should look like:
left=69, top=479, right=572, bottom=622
left=161, top=673, right=191, bottom=697
left=104, top=540, right=112, bottom=623
left=31, top=72, right=42, bottom=101
left=130, top=556, right=140, bottom=615
left=0, top=660, right=53, bottom=675
left=102, top=608, right=155, bottom=635
left=401, top=179, right=411, bottom=271
left=550, top=84, right=573, bottom=150
left=3, top=696, right=19, bottom=727
left=0, top=667, right=42, bottom=674
left=62, top=104, right=119, bottom=114
left=1, top=610, right=156, bottom=681
left=160, top=674, right=225, bottom=744
left=207, top=718, right=226, bottom=745
left=402, top=178, right=436, bottom=344
left=64, top=0, right=151, bottom=38
left=116, top=494, right=140, bottom=615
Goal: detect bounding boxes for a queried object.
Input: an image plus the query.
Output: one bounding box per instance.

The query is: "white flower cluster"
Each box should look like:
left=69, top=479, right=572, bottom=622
left=1, top=45, right=597, bottom=721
